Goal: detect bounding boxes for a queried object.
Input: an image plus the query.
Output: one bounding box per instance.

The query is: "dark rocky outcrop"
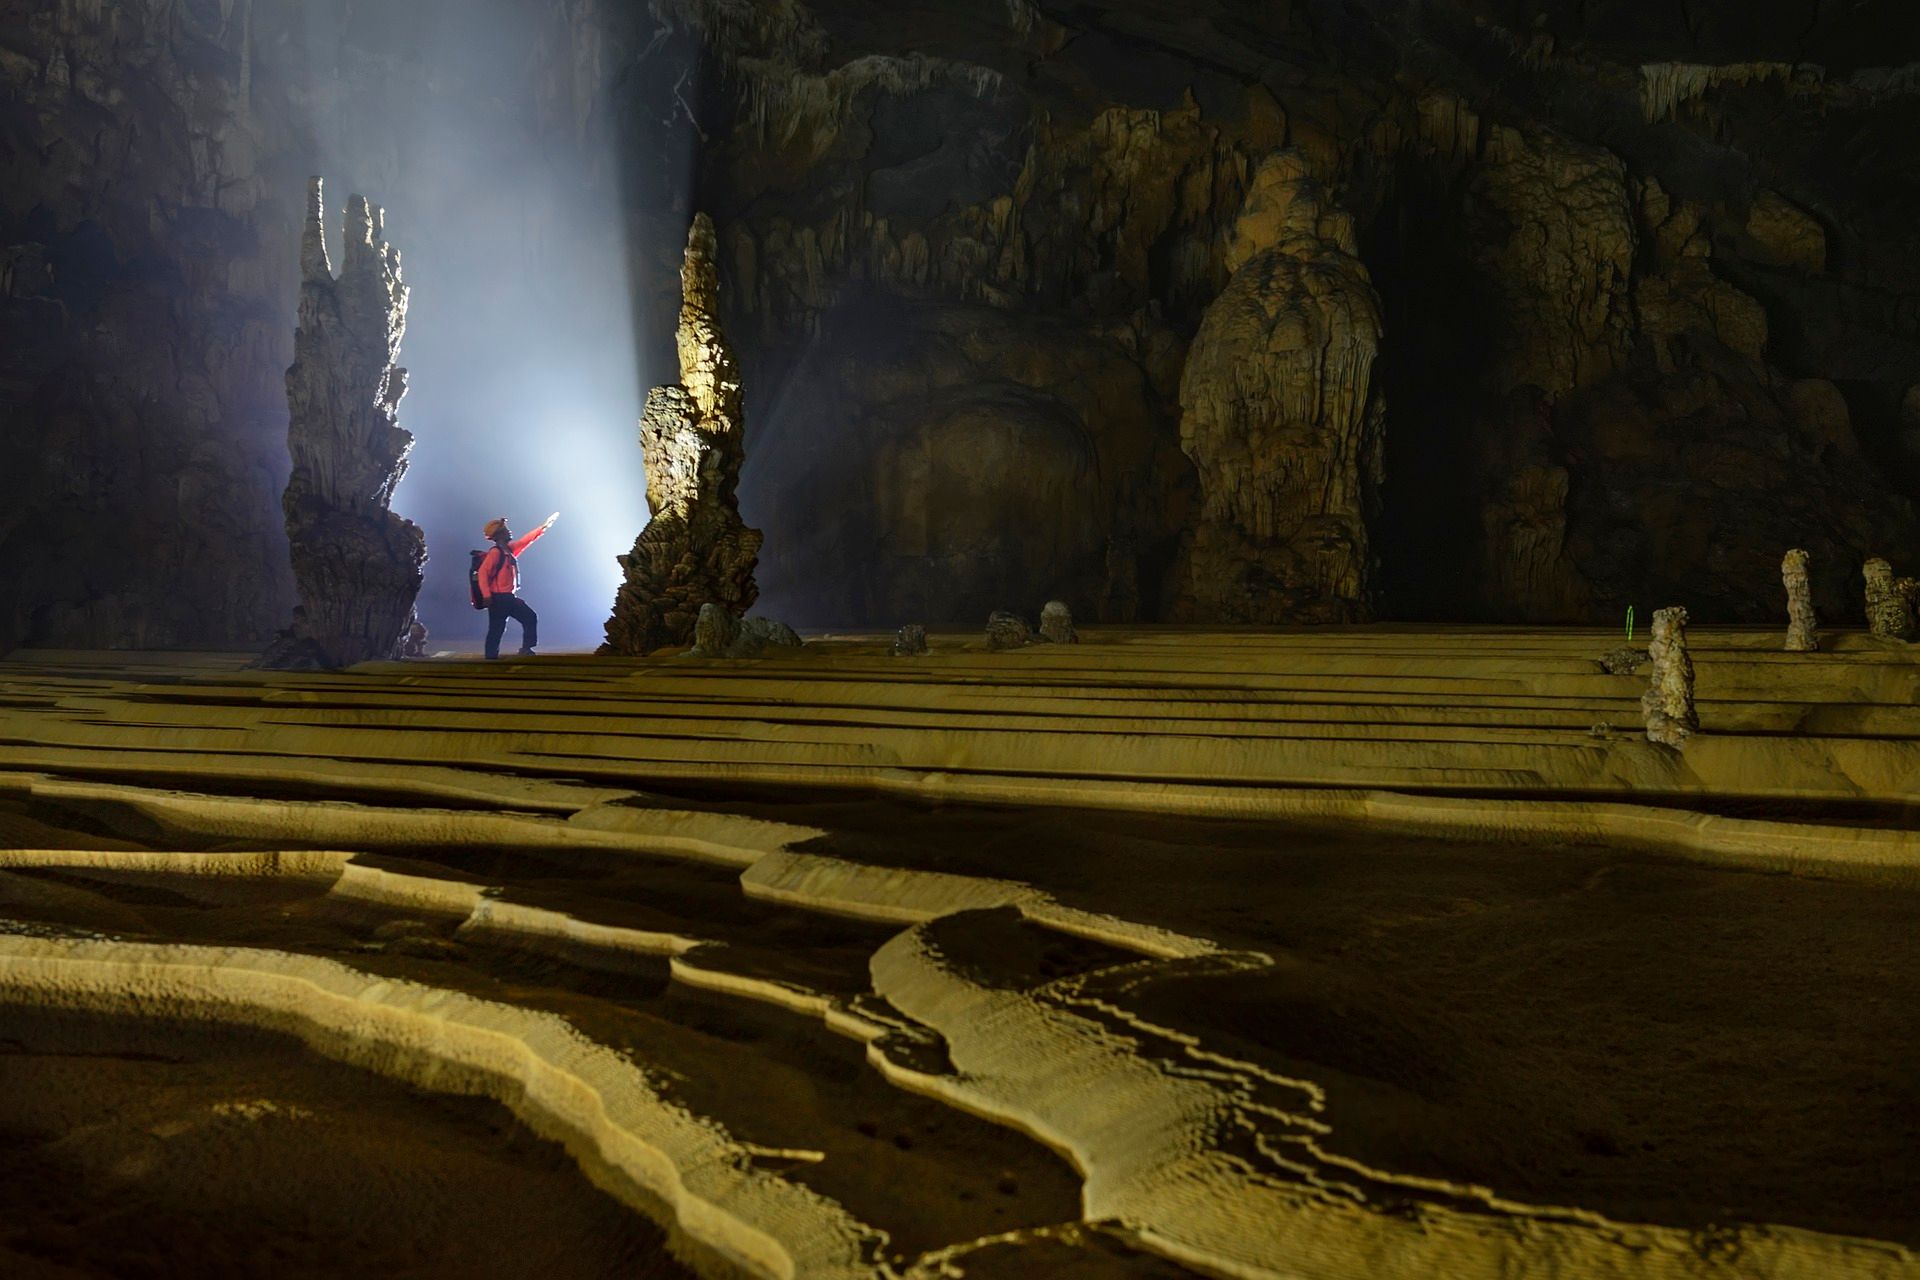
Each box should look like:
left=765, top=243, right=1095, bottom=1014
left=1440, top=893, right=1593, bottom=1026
left=985, top=611, right=1032, bottom=650
left=891, top=624, right=929, bottom=656
left=601, top=215, right=763, bottom=655
left=256, top=180, right=424, bottom=670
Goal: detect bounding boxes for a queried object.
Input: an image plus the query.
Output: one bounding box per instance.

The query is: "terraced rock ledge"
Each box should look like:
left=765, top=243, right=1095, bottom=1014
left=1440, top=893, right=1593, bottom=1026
left=1, top=629, right=1917, bottom=1278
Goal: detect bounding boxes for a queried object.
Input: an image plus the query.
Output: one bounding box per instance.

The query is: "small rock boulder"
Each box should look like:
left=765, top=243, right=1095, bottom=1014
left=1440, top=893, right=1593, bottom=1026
left=891, top=624, right=928, bottom=656
left=1597, top=646, right=1648, bottom=675
left=688, top=604, right=802, bottom=658
left=734, top=616, right=803, bottom=656
left=690, top=602, right=738, bottom=657
left=1038, top=600, right=1078, bottom=645
left=985, top=611, right=1031, bottom=650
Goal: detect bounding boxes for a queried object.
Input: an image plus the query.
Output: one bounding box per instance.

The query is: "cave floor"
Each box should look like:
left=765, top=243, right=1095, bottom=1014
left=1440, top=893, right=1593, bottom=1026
left=0, top=627, right=1915, bottom=1279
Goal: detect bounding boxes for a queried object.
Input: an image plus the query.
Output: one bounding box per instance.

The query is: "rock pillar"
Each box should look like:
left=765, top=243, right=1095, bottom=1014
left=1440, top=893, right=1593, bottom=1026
left=257, top=178, right=425, bottom=669
left=601, top=215, right=763, bottom=654
left=1782, top=549, right=1818, bottom=651
left=1641, top=605, right=1697, bottom=746
left=1864, top=557, right=1915, bottom=640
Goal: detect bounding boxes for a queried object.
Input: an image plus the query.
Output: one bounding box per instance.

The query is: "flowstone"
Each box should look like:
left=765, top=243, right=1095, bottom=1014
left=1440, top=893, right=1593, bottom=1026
left=257, top=178, right=425, bottom=670
left=1641, top=606, right=1698, bottom=747
left=601, top=215, right=763, bottom=655
left=1782, top=549, right=1818, bottom=651
left=1173, top=153, right=1385, bottom=624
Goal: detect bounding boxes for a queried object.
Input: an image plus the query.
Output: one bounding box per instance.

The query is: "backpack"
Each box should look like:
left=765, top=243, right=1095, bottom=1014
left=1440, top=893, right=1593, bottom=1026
left=468, top=544, right=517, bottom=610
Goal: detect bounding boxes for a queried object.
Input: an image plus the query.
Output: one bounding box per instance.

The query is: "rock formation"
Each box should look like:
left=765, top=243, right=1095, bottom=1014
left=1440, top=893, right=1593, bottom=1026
left=601, top=216, right=762, bottom=655
left=1598, top=646, right=1649, bottom=676
left=1641, top=606, right=1698, bottom=747
left=1863, top=558, right=1916, bottom=641
left=257, top=179, right=424, bottom=670
left=891, top=624, right=928, bottom=657
left=985, top=611, right=1032, bottom=650
left=1782, top=550, right=1819, bottom=651
left=1173, top=155, right=1385, bottom=623
left=685, top=603, right=801, bottom=658
left=1039, top=601, right=1078, bottom=645
left=401, top=616, right=429, bottom=659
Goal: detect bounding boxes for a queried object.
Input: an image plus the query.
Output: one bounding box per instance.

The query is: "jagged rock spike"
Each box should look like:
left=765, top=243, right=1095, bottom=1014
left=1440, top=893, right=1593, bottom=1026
left=300, top=175, right=331, bottom=282
left=256, top=179, right=426, bottom=670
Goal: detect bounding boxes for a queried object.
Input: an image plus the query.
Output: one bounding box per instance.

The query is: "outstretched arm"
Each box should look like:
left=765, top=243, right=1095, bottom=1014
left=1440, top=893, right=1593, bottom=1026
left=510, top=519, right=553, bottom=556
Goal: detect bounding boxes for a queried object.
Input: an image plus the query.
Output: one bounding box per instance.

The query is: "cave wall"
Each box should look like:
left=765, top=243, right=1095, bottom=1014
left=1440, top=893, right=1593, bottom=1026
left=0, top=0, right=296, bottom=650
left=670, top=0, right=1920, bottom=626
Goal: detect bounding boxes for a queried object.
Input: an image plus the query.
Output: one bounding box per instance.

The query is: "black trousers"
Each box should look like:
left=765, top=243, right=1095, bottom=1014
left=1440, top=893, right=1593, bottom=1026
left=484, top=594, right=537, bottom=659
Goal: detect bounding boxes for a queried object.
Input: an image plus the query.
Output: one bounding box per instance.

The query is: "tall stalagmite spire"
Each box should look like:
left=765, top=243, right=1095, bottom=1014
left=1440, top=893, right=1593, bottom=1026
left=257, top=177, right=426, bottom=669
left=601, top=214, right=762, bottom=654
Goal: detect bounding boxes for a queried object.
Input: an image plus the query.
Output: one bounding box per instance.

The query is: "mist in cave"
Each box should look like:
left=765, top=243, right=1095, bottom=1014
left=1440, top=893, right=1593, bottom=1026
left=286, top=0, right=660, bottom=651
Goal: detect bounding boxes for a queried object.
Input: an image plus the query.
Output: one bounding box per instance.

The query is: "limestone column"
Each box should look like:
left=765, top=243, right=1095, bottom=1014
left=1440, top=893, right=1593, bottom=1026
left=600, top=214, right=762, bottom=654
left=257, top=178, right=425, bottom=669
left=1641, top=606, right=1697, bottom=746
left=1782, top=549, right=1818, bottom=651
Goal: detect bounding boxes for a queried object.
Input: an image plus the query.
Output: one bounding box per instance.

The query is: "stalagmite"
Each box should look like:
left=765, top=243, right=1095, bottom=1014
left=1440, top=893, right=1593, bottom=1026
left=1782, top=549, right=1818, bottom=651
left=1863, top=557, right=1915, bottom=640
left=1038, top=600, right=1078, bottom=644
left=1641, top=606, right=1698, bottom=747
left=601, top=214, right=763, bottom=655
left=257, top=177, right=425, bottom=670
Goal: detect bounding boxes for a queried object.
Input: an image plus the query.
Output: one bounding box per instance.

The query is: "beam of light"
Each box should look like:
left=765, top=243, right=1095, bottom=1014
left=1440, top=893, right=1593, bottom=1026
left=287, top=0, right=662, bottom=653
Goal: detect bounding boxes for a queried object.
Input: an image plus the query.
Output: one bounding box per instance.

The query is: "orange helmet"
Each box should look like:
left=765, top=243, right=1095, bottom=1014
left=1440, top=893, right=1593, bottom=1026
left=482, top=517, right=508, bottom=539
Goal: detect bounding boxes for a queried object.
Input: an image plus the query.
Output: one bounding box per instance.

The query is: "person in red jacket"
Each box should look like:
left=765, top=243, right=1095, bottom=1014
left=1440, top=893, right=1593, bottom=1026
left=478, top=512, right=556, bottom=659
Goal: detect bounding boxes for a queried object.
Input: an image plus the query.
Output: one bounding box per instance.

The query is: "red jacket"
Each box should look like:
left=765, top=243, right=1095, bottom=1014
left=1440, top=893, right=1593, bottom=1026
left=479, top=526, right=547, bottom=599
